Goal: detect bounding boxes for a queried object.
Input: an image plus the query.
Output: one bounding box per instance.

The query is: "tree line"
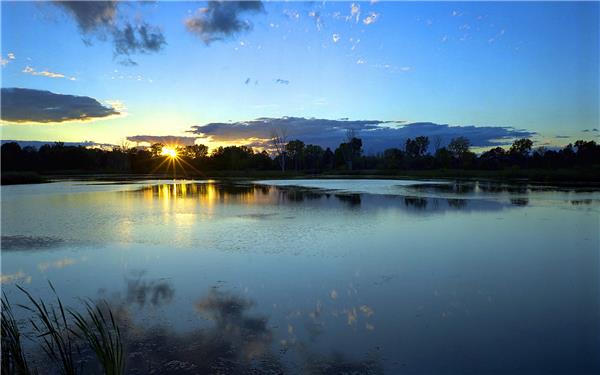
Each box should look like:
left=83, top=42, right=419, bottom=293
left=1, top=134, right=599, bottom=175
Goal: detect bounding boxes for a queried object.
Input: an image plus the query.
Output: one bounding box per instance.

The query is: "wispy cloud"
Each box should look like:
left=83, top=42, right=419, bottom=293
left=332, top=33, right=341, bottom=43
left=113, top=22, right=166, bottom=56
left=363, top=12, right=379, bottom=25
left=308, top=11, right=323, bottom=31
left=126, top=135, right=199, bottom=146
left=349, top=3, right=360, bottom=23
left=1, top=52, right=16, bottom=67
left=22, top=66, right=76, bottom=80
left=283, top=9, right=300, bottom=20
left=185, top=1, right=265, bottom=44
left=274, top=78, right=290, bottom=85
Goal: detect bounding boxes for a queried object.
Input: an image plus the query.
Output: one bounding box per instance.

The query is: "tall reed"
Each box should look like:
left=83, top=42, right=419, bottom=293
left=17, top=282, right=79, bottom=375
left=1, top=292, right=35, bottom=375
left=69, top=300, right=125, bottom=375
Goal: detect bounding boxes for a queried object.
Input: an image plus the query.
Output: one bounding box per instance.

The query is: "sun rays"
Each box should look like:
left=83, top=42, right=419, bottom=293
left=150, top=145, right=204, bottom=177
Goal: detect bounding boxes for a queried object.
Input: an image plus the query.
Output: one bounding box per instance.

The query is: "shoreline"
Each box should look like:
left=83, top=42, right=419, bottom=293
left=2, top=168, right=600, bottom=187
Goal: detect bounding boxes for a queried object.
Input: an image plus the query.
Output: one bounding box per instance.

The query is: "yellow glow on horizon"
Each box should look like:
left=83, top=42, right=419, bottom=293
left=160, top=146, right=178, bottom=158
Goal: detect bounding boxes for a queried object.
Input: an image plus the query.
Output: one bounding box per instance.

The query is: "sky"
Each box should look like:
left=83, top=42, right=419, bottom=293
left=1, top=1, right=598, bottom=153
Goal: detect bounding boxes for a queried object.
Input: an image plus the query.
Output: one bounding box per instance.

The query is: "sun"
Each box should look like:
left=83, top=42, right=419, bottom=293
left=160, top=146, right=178, bottom=159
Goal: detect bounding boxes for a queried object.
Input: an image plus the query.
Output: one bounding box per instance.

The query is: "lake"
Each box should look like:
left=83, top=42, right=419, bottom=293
left=1, top=179, right=599, bottom=374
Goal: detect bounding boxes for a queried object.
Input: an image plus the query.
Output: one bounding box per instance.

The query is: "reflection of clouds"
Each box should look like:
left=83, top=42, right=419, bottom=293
left=38, top=257, right=77, bottom=272
left=126, top=275, right=174, bottom=307
left=1, top=235, right=64, bottom=251
left=0, top=270, right=31, bottom=284
left=305, top=352, right=384, bottom=375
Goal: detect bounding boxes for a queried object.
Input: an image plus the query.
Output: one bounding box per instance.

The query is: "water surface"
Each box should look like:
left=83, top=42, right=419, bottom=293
left=2, top=179, right=599, bottom=374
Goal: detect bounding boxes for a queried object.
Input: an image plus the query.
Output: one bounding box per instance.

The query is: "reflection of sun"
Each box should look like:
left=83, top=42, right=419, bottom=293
left=161, top=146, right=178, bottom=159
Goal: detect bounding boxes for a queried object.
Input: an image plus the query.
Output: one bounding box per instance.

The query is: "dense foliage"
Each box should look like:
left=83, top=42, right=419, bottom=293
left=2, top=137, right=599, bottom=175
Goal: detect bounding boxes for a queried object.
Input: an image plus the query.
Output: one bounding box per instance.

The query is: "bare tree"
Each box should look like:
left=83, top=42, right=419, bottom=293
left=270, top=127, right=288, bottom=172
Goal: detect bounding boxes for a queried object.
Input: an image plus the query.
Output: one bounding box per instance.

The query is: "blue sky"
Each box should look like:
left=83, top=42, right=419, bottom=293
left=1, top=1, right=598, bottom=152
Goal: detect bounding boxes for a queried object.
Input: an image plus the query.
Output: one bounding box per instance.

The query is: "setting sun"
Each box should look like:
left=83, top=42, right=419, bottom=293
left=160, top=146, right=178, bottom=159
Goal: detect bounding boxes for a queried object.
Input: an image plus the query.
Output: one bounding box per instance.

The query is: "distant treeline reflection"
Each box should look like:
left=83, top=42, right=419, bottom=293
left=1, top=136, right=599, bottom=177
left=133, top=182, right=525, bottom=212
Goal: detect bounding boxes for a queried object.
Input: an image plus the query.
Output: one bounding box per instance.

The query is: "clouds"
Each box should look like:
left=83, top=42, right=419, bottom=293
left=188, top=117, right=535, bottom=152
left=113, top=23, right=167, bottom=56
left=185, top=1, right=265, bottom=44
left=53, top=1, right=166, bottom=63
left=126, top=135, right=199, bottom=146
left=22, top=66, right=76, bottom=80
left=54, top=1, right=118, bottom=33
left=1, top=52, right=16, bottom=67
left=274, top=78, right=290, bottom=85
left=363, top=12, right=379, bottom=25
left=1, top=88, right=120, bottom=124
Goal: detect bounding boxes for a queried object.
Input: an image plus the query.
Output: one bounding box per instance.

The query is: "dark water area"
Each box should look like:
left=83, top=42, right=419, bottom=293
left=1, top=179, right=599, bottom=374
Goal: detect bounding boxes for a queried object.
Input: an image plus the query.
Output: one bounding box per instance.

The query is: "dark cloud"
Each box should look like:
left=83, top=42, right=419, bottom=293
left=244, top=77, right=251, bottom=84
left=113, top=22, right=166, bottom=56
left=1, top=88, right=119, bottom=123
left=1, top=140, right=114, bottom=149
left=185, top=1, right=265, bottom=44
left=188, top=117, right=536, bottom=153
left=54, top=1, right=118, bottom=33
left=126, top=135, right=198, bottom=146
left=555, top=135, right=571, bottom=139
left=53, top=1, right=166, bottom=61
left=582, top=128, right=599, bottom=133
left=275, top=78, right=290, bottom=85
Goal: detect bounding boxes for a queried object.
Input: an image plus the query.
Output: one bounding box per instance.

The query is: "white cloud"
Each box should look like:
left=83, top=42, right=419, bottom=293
left=1, top=52, right=15, bottom=67
left=356, top=58, right=366, bottom=64
left=332, top=33, right=341, bottom=43
left=349, top=3, right=360, bottom=23
left=22, top=66, right=76, bottom=80
left=363, top=12, right=379, bottom=25
left=283, top=9, right=300, bottom=20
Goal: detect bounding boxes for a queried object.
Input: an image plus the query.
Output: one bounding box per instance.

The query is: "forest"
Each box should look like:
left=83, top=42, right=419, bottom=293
left=2, top=135, right=599, bottom=180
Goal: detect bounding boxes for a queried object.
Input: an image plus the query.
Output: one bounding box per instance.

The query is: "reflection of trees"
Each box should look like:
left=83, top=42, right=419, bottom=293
left=510, top=198, right=529, bottom=206
left=404, top=197, right=428, bottom=209
left=571, top=199, right=593, bottom=205
left=447, top=199, right=468, bottom=209
left=335, top=194, right=361, bottom=207
left=410, top=183, right=475, bottom=195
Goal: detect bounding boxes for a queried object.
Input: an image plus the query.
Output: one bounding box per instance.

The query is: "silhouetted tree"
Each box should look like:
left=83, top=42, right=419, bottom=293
left=286, top=139, right=305, bottom=170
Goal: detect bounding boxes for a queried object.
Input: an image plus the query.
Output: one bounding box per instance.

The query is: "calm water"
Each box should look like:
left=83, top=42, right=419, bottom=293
left=1, top=179, right=599, bottom=374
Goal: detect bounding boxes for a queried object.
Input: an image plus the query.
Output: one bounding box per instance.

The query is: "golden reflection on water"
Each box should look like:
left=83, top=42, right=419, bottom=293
left=124, top=182, right=276, bottom=246
left=137, top=181, right=274, bottom=207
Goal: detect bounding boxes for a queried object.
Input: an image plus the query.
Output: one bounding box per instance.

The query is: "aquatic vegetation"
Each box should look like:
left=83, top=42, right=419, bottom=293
left=1, top=293, right=35, bottom=375
left=70, top=300, right=124, bottom=375
left=7, top=283, right=124, bottom=375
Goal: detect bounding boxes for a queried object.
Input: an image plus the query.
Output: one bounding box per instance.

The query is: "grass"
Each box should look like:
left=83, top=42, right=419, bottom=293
left=17, top=283, right=79, bottom=375
left=1, top=293, right=36, bottom=375
left=69, top=300, right=124, bottom=375
left=3, top=282, right=125, bottom=375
